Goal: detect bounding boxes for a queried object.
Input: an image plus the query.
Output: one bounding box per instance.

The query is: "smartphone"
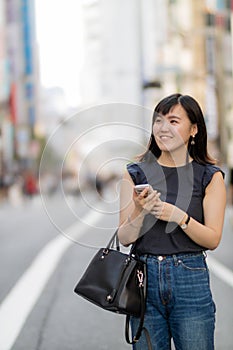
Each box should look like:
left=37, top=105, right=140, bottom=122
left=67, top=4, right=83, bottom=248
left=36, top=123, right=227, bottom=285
left=134, top=184, right=152, bottom=195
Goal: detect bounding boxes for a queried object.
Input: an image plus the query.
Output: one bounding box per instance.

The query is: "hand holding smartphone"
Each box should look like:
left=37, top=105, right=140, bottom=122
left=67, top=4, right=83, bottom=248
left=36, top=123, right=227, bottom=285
left=134, top=184, right=153, bottom=196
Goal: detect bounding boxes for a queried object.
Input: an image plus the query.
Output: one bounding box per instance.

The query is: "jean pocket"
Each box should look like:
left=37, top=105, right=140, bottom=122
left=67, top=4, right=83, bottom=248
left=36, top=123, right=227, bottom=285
left=178, top=257, right=207, bottom=271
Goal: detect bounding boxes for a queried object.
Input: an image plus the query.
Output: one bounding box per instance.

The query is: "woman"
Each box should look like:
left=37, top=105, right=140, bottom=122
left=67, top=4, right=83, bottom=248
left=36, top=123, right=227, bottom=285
left=118, top=94, right=226, bottom=350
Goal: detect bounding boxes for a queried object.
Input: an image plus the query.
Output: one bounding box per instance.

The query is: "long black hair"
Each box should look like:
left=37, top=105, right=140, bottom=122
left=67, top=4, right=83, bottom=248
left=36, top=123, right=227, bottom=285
left=138, top=93, right=215, bottom=165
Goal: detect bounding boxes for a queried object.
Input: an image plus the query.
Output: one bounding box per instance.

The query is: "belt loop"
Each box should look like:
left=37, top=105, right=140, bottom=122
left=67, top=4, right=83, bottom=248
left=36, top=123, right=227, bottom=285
left=173, top=254, right=179, bottom=266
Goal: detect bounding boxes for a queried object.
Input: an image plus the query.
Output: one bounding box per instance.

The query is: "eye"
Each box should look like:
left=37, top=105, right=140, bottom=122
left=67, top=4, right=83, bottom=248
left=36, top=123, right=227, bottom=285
left=170, top=119, right=178, bottom=124
left=154, top=117, right=162, bottom=124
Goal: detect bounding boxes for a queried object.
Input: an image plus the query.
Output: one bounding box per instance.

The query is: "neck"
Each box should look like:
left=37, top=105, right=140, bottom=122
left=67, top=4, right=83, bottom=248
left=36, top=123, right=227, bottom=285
left=158, top=150, right=191, bottom=167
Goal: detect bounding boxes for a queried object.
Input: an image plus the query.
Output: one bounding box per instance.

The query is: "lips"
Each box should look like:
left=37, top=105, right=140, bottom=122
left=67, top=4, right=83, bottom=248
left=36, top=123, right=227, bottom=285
left=159, top=135, right=173, bottom=141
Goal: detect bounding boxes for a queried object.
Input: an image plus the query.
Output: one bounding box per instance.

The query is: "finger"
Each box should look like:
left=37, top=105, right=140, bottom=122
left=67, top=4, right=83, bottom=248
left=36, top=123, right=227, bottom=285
left=140, top=187, right=150, bottom=198
left=154, top=210, right=162, bottom=218
left=146, top=193, right=161, bottom=206
left=147, top=189, right=158, bottom=198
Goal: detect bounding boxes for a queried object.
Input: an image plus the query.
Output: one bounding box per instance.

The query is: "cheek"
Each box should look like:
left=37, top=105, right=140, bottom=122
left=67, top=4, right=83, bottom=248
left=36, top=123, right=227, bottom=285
left=152, top=124, right=158, bottom=134
left=171, top=127, right=190, bottom=145
left=176, top=129, right=191, bottom=143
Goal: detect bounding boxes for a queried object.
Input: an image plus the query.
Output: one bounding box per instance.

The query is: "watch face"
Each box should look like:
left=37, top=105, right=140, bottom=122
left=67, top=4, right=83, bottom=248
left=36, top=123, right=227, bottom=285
left=181, top=223, right=187, bottom=229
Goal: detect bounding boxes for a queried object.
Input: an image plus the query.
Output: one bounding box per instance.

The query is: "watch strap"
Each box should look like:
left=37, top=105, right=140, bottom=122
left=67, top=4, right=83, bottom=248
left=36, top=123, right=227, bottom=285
left=180, top=214, right=190, bottom=229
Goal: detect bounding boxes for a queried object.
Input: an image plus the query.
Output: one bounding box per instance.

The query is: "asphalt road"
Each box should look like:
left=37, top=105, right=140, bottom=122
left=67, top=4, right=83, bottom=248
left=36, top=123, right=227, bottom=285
left=0, top=192, right=232, bottom=350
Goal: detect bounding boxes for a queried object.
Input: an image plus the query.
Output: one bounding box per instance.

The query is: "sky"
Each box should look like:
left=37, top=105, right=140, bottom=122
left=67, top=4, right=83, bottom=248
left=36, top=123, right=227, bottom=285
left=35, top=0, right=84, bottom=107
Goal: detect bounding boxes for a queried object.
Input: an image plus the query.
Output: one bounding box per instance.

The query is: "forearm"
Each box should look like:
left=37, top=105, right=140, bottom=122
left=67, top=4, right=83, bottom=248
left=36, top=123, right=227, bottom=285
left=118, top=209, right=145, bottom=246
left=170, top=206, right=221, bottom=250
left=152, top=202, right=222, bottom=250
left=180, top=215, right=221, bottom=250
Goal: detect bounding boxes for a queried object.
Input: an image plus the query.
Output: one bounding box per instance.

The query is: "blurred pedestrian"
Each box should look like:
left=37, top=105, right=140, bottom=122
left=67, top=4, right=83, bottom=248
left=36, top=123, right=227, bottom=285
left=227, top=141, right=233, bottom=205
left=118, top=94, right=226, bottom=349
left=23, top=170, right=38, bottom=198
left=229, top=168, right=233, bottom=205
left=95, top=175, right=104, bottom=197
left=8, top=175, right=24, bottom=207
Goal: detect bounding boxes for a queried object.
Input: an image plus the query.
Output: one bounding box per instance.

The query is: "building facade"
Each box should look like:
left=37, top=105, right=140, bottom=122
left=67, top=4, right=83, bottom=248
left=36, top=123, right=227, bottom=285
left=0, top=0, right=233, bottom=189
left=80, top=0, right=233, bottom=164
left=0, top=0, right=38, bottom=191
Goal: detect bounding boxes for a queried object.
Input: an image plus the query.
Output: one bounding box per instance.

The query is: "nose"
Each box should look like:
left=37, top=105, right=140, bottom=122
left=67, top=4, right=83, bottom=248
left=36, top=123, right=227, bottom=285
left=159, top=118, right=170, bottom=131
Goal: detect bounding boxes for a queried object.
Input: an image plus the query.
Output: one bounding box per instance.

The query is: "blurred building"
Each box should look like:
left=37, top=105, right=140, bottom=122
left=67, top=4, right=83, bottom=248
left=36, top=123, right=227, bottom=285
left=80, top=0, right=207, bottom=106
left=0, top=0, right=39, bottom=188
left=80, top=0, right=233, bottom=164
left=80, top=0, right=142, bottom=105
left=0, top=0, right=10, bottom=188
left=0, top=0, right=233, bottom=187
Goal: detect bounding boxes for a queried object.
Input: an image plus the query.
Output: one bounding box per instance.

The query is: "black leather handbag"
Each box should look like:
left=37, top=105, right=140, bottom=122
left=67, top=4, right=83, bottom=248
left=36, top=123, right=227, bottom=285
left=74, top=231, right=151, bottom=348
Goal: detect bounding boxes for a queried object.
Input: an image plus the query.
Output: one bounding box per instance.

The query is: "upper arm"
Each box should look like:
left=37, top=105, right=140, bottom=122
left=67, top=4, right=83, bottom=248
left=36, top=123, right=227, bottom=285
left=119, top=170, right=135, bottom=226
left=203, top=171, right=226, bottom=239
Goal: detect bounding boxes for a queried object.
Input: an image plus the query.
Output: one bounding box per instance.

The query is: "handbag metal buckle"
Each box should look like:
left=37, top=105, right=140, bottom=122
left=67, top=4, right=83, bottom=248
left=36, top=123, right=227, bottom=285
left=137, top=270, right=144, bottom=287
left=106, top=295, right=113, bottom=302
left=101, top=249, right=109, bottom=259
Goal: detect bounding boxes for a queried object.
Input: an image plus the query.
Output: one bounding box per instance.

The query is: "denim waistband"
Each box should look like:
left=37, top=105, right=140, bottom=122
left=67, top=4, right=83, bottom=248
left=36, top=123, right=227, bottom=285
left=140, top=251, right=206, bottom=263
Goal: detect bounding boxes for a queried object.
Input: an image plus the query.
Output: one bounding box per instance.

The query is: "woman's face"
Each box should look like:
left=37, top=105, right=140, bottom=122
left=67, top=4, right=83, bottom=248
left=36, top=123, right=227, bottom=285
left=153, top=104, right=197, bottom=153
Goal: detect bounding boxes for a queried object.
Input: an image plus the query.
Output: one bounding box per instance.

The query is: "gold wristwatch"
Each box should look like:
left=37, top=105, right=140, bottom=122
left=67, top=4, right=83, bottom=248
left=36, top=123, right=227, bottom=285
left=180, top=214, right=190, bottom=230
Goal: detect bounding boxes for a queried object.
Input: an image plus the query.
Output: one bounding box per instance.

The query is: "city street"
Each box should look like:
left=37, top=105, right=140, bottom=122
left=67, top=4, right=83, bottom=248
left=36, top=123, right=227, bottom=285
left=0, top=191, right=232, bottom=350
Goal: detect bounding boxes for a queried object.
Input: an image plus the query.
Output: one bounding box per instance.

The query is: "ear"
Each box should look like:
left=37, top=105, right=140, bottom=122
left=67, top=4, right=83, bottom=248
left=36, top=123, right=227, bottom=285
left=191, top=123, right=198, bottom=136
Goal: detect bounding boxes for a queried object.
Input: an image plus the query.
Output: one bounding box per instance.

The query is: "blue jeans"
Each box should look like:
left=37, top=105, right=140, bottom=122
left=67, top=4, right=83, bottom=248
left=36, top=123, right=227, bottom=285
left=131, top=253, right=216, bottom=350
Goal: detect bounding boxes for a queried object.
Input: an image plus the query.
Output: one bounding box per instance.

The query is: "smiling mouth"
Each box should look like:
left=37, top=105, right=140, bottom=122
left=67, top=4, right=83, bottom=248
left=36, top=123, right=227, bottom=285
left=159, top=135, right=173, bottom=140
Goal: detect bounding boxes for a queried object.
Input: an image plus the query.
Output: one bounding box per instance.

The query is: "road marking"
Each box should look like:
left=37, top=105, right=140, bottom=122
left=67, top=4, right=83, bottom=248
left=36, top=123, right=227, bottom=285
left=2, top=212, right=231, bottom=350
left=0, top=210, right=103, bottom=350
left=207, top=255, right=233, bottom=289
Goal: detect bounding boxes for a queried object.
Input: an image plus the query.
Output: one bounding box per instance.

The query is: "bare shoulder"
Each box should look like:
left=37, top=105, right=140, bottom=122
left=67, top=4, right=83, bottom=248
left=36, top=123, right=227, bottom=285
left=205, top=170, right=225, bottom=192
left=205, top=171, right=226, bottom=208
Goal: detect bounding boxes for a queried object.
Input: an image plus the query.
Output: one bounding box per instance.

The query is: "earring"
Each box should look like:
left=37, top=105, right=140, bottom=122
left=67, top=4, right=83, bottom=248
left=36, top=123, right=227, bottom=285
left=191, top=135, right=195, bottom=145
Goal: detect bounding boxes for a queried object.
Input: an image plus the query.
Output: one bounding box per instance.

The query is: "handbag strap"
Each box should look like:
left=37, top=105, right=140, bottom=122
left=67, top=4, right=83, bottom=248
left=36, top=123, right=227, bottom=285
left=107, top=231, right=152, bottom=347
left=106, top=230, right=119, bottom=250
left=124, top=273, right=152, bottom=350
left=107, top=230, right=134, bottom=253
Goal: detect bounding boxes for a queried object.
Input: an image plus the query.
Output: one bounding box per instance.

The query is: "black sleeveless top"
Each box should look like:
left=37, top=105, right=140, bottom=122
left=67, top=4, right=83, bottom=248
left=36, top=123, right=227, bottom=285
left=127, top=160, right=224, bottom=255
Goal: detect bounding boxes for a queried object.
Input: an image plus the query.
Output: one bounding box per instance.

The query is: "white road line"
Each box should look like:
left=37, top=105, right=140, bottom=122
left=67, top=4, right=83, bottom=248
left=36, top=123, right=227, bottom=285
left=0, top=210, right=102, bottom=350
left=207, top=255, right=233, bottom=289
left=1, top=214, right=232, bottom=350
